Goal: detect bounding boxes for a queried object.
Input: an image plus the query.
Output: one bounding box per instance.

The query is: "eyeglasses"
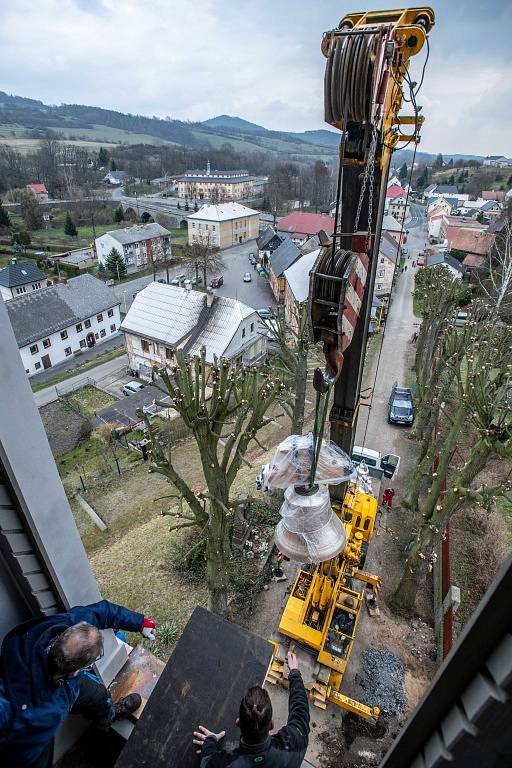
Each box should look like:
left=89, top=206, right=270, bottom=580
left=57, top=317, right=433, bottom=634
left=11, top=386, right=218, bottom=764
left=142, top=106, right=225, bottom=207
left=47, top=635, right=105, bottom=674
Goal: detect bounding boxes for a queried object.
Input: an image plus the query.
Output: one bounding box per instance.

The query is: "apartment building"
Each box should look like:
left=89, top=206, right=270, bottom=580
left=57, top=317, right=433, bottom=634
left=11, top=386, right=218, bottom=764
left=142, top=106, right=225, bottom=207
left=187, top=203, right=260, bottom=248
left=95, top=223, right=171, bottom=269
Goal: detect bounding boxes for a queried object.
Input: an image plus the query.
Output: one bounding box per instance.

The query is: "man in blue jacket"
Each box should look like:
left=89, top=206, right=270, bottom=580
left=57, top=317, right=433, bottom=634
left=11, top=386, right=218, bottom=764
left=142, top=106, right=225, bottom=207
left=0, top=599, right=157, bottom=768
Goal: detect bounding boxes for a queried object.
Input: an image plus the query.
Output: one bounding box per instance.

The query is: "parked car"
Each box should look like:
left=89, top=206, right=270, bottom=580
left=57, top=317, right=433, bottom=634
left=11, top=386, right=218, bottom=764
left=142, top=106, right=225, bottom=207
left=122, top=381, right=145, bottom=396
left=416, top=254, right=426, bottom=266
left=401, top=247, right=408, bottom=256
left=190, top=276, right=202, bottom=286
left=350, top=445, right=401, bottom=480
left=210, top=276, right=224, bottom=288
left=454, top=310, right=468, bottom=327
left=171, top=273, right=186, bottom=285
left=243, top=272, right=252, bottom=282
left=249, top=254, right=257, bottom=265
left=157, top=278, right=167, bottom=284
left=257, top=307, right=274, bottom=319
left=388, top=383, right=414, bottom=425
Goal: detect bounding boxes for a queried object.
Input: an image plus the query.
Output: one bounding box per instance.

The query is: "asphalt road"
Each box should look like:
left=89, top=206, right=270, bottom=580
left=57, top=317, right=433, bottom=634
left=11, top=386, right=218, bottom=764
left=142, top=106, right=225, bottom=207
left=112, top=239, right=276, bottom=312
left=407, top=202, right=424, bottom=229
left=355, top=206, right=427, bottom=458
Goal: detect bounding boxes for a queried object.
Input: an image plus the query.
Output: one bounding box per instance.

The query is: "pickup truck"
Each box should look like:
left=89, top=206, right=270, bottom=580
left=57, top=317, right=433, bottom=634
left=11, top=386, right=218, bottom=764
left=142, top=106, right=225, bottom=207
left=388, top=382, right=414, bottom=425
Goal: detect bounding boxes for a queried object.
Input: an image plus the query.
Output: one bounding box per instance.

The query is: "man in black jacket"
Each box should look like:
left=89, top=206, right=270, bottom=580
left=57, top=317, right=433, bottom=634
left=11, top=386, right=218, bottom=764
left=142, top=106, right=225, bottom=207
left=193, top=652, right=310, bottom=767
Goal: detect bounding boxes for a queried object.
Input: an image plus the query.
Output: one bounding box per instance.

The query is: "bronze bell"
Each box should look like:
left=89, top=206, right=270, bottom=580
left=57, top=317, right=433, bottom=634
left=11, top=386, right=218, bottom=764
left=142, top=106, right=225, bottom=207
left=274, top=485, right=346, bottom=563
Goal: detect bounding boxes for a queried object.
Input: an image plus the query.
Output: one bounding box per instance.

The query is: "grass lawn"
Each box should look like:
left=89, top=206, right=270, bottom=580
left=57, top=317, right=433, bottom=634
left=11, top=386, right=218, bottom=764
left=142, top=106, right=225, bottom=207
left=65, top=384, right=117, bottom=418
left=31, top=345, right=126, bottom=392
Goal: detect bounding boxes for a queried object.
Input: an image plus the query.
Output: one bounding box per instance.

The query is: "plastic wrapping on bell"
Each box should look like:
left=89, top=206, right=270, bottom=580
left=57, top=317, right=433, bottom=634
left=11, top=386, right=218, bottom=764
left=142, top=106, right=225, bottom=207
left=274, top=485, right=346, bottom=563
left=265, top=432, right=355, bottom=489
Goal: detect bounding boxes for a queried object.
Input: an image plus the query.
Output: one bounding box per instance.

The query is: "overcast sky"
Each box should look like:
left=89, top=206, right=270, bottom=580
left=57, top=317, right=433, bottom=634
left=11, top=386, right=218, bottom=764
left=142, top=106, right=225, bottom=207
left=1, top=0, right=510, bottom=156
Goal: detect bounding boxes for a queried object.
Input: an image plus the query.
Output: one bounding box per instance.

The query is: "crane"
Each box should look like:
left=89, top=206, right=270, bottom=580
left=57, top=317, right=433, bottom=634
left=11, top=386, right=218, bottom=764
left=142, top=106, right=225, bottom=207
left=266, top=7, right=435, bottom=719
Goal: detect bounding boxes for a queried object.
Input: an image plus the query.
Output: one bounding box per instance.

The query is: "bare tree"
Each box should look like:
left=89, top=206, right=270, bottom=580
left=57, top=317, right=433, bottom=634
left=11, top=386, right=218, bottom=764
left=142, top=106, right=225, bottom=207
left=476, top=220, right=512, bottom=318
left=183, top=233, right=223, bottom=286
left=143, top=348, right=289, bottom=614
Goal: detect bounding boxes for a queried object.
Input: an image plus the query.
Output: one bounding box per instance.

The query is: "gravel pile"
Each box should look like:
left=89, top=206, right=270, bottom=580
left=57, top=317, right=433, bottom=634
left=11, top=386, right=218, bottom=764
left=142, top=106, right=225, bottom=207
left=361, top=648, right=406, bottom=716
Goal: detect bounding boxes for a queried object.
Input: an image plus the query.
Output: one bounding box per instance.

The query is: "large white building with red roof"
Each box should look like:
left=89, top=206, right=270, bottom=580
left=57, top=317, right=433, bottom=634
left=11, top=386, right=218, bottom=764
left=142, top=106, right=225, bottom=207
left=385, top=183, right=409, bottom=221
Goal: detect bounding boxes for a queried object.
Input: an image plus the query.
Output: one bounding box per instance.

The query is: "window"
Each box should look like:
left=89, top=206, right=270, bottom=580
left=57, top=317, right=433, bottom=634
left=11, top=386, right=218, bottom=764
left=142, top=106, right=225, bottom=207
left=34, top=362, right=41, bottom=370
left=377, top=283, right=383, bottom=290
left=166, top=347, right=174, bottom=360
left=64, top=347, right=72, bottom=357
left=84, top=319, right=91, bottom=329
left=32, top=282, right=41, bottom=290
left=43, top=338, right=51, bottom=349
left=242, top=328, right=246, bottom=338
left=60, top=330, right=68, bottom=340
left=97, top=313, right=103, bottom=323
left=16, top=286, right=27, bottom=295
left=79, top=339, right=86, bottom=349
left=110, top=324, right=116, bottom=333
left=250, top=323, right=254, bottom=333
left=30, top=344, right=39, bottom=355
left=95, top=333, right=99, bottom=340
left=100, top=329, right=106, bottom=338
left=107, top=309, right=114, bottom=318
left=378, top=270, right=384, bottom=277
left=212, top=225, right=216, bottom=231
left=76, top=323, right=83, bottom=332
left=142, top=339, right=150, bottom=352
left=380, top=257, right=385, bottom=263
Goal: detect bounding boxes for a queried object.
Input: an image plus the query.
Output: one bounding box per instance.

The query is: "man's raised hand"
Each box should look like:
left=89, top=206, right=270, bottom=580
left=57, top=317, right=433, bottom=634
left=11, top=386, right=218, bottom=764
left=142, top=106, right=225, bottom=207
left=193, top=724, right=226, bottom=754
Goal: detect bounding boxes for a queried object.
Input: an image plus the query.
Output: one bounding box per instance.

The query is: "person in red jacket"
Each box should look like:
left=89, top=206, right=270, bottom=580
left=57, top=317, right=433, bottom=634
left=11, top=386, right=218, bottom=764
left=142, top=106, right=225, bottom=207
left=382, top=488, right=395, bottom=510
left=193, top=651, right=310, bottom=767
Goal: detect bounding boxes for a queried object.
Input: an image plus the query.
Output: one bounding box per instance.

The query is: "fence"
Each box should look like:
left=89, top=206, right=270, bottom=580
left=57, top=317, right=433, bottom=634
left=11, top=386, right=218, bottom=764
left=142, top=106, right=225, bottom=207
left=55, top=376, right=95, bottom=398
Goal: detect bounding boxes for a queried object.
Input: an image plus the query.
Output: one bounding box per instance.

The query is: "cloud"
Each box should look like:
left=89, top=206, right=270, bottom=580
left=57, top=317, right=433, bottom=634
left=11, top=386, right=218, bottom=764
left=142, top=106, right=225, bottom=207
left=0, top=0, right=510, bottom=156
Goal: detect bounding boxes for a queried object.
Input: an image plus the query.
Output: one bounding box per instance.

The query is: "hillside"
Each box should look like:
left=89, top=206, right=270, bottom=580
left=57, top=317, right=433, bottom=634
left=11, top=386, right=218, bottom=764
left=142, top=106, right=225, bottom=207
left=0, top=92, right=336, bottom=162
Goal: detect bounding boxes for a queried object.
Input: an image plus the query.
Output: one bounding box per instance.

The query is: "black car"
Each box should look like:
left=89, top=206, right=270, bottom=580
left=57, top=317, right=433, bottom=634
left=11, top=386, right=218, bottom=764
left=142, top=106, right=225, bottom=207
left=388, top=382, right=414, bottom=425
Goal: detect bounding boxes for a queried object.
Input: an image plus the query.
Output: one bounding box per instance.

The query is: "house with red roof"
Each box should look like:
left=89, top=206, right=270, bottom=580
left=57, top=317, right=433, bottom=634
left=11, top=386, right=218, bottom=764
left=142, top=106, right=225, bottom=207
left=385, top=183, right=409, bottom=220
left=276, top=212, right=335, bottom=244
left=26, top=183, right=49, bottom=202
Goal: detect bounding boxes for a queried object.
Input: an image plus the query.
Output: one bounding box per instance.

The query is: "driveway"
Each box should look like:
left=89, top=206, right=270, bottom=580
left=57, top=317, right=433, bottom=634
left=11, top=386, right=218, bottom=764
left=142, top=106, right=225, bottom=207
left=93, top=383, right=164, bottom=427
left=33, top=354, right=129, bottom=408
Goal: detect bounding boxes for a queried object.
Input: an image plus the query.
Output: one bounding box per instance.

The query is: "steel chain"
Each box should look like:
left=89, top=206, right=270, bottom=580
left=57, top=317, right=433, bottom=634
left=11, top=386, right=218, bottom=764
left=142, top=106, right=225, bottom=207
left=354, top=125, right=378, bottom=240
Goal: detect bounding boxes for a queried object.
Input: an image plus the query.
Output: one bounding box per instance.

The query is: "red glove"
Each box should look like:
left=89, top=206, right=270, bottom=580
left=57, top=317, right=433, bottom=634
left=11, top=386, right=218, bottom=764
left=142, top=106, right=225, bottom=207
left=141, top=617, right=156, bottom=641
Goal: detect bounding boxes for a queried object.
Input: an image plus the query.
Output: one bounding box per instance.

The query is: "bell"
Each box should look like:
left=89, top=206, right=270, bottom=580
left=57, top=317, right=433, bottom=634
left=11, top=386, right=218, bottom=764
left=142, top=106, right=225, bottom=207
left=274, top=485, right=346, bottom=563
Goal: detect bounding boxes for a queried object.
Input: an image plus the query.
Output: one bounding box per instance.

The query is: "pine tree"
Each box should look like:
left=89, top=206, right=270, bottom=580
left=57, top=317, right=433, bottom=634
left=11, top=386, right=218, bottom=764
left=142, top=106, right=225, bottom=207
left=0, top=199, right=11, bottom=228
left=194, top=201, right=199, bottom=211
left=114, top=206, right=124, bottom=223
left=98, top=147, right=109, bottom=166
left=398, top=162, right=408, bottom=181
left=104, top=247, right=126, bottom=280
left=434, top=152, right=444, bottom=170
left=64, top=212, right=78, bottom=237
left=110, top=159, right=117, bottom=172
left=184, top=201, right=189, bottom=211
left=177, top=201, right=181, bottom=210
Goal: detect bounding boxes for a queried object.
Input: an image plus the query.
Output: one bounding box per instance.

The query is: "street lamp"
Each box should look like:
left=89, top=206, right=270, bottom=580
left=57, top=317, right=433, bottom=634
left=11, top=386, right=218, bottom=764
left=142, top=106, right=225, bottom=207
left=123, top=290, right=127, bottom=314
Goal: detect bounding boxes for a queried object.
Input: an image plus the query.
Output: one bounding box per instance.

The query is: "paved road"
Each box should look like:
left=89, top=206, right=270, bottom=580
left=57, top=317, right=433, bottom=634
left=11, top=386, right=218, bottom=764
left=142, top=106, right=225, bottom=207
left=407, top=202, right=424, bottom=229
left=112, top=239, right=276, bottom=312
left=355, top=206, right=427, bottom=456
left=34, top=354, right=128, bottom=408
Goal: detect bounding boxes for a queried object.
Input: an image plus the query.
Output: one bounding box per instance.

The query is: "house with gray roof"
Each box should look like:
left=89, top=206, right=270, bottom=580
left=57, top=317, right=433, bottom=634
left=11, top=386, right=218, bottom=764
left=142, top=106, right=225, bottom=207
left=120, top=283, right=266, bottom=379
left=268, top=238, right=302, bottom=302
left=256, top=227, right=286, bottom=265
left=426, top=252, right=466, bottom=280
left=283, top=248, right=319, bottom=329
left=95, top=223, right=171, bottom=270
left=0, top=259, right=47, bottom=301
left=375, top=231, right=400, bottom=298
left=5, top=274, right=121, bottom=376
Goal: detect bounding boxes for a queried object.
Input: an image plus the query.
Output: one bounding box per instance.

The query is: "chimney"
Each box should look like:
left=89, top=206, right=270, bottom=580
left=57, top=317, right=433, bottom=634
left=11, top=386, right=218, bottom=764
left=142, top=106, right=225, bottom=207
left=206, top=288, right=214, bottom=307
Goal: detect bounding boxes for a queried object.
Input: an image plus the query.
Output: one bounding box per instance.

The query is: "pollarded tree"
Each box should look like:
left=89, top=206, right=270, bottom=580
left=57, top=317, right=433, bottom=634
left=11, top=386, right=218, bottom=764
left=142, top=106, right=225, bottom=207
left=476, top=220, right=512, bottom=320
left=183, top=235, right=223, bottom=287
left=391, top=322, right=512, bottom=615
left=104, top=247, right=127, bottom=280
left=260, top=302, right=316, bottom=435
left=143, top=348, right=289, bottom=614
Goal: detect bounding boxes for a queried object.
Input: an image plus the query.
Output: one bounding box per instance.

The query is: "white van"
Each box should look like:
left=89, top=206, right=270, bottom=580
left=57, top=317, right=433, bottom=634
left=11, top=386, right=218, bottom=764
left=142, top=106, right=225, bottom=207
left=350, top=445, right=400, bottom=480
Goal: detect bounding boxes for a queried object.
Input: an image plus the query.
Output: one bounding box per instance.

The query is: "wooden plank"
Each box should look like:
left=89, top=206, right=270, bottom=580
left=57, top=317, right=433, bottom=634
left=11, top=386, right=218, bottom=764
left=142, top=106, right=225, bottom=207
left=116, top=607, right=273, bottom=768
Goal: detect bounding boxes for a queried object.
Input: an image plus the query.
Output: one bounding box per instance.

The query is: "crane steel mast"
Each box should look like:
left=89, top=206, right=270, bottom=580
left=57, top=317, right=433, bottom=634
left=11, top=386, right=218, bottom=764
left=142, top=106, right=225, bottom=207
left=268, top=7, right=435, bottom=719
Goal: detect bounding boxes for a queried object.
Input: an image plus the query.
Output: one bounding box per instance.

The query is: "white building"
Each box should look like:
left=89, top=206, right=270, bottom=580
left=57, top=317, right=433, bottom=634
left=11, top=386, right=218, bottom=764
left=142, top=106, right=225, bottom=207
left=375, top=232, right=400, bottom=297
left=95, top=223, right=171, bottom=270
left=186, top=203, right=260, bottom=249
left=121, top=282, right=265, bottom=379
left=6, top=274, right=121, bottom=376
left=0, top=259, right=47, bottom=301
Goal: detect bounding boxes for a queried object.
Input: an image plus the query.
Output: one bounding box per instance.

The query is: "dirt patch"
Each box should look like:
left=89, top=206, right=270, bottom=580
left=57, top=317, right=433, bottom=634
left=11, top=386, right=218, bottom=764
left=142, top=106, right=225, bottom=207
left=40, top=399, right=90, bottom=456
